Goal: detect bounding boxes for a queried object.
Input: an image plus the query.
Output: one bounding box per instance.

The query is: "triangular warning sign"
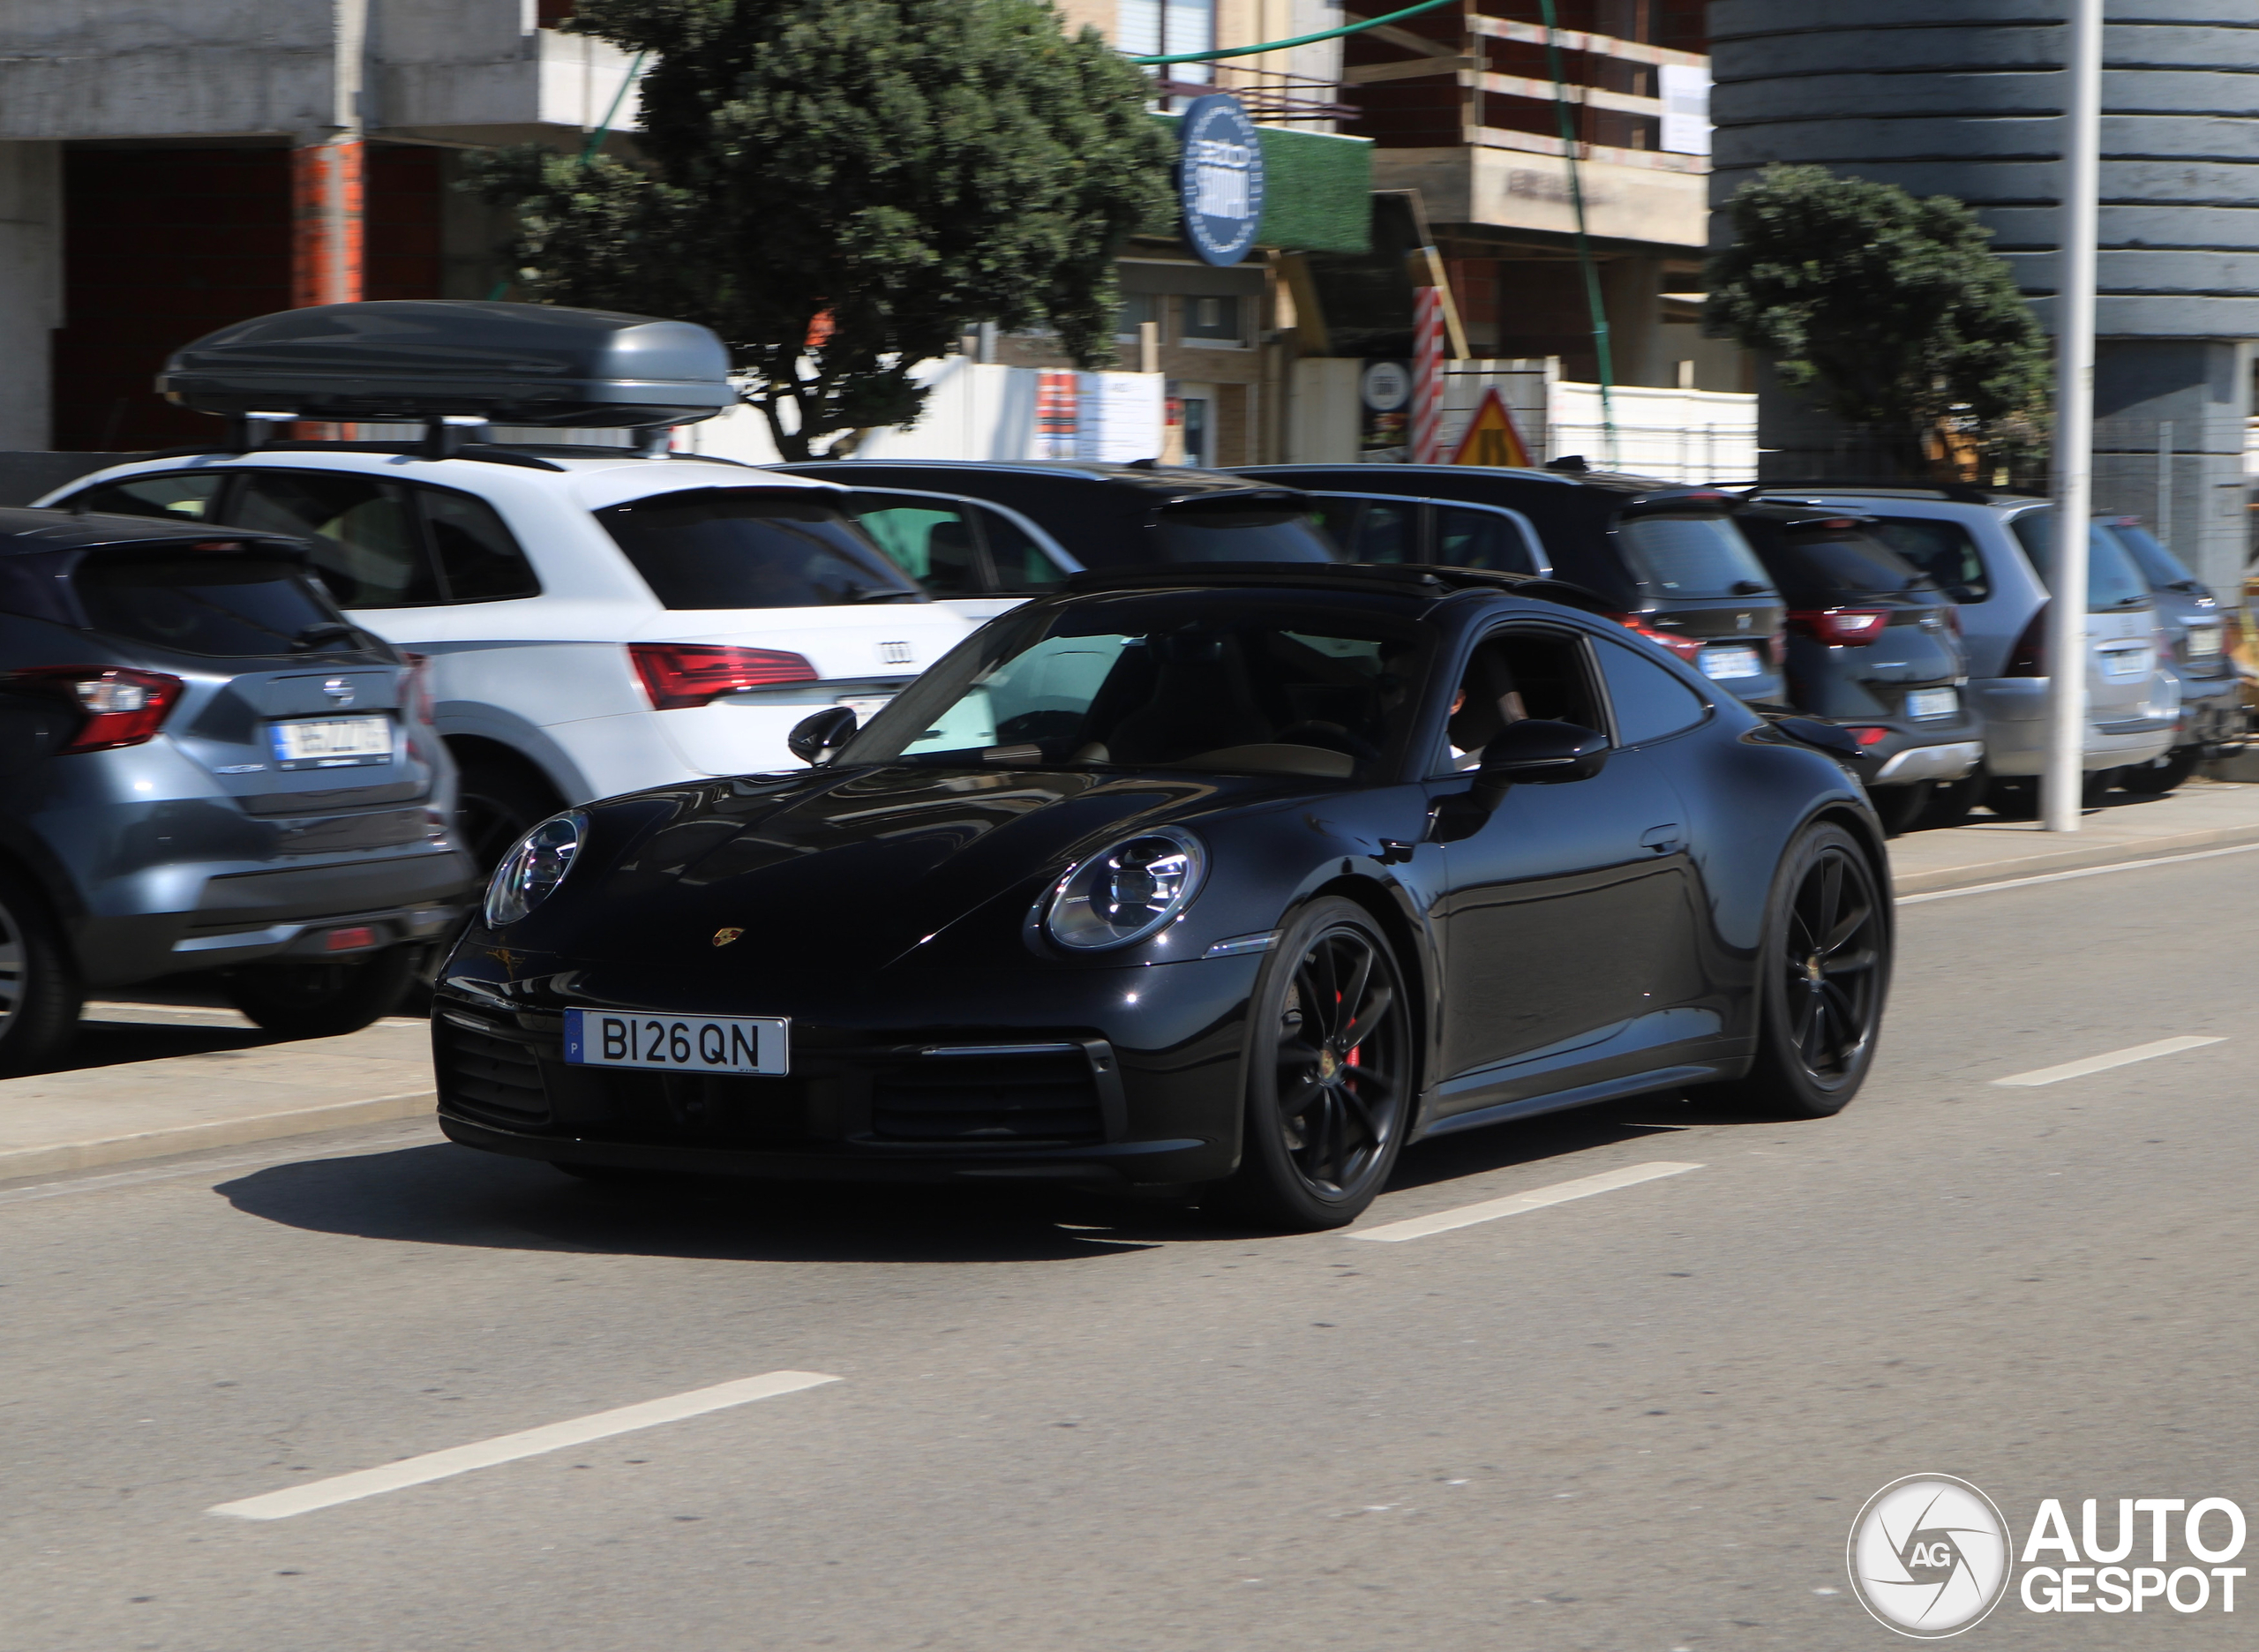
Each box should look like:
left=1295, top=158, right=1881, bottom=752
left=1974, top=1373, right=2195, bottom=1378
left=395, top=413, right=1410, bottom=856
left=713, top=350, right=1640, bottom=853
left=1450, top=387, right=1532, bottom=469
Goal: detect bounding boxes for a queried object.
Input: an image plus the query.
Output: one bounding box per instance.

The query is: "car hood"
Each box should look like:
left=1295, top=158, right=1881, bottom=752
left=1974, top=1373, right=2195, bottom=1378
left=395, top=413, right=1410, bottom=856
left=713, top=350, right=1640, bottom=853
left=547, top=764, right=1290, bottom=972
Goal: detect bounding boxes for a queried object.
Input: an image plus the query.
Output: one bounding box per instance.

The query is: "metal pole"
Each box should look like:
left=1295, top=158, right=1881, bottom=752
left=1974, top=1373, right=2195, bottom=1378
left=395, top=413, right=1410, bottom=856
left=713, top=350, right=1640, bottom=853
left=2157, top=419, right=2173, bottom=550
left=2043, top=0, right=2103, bottom=833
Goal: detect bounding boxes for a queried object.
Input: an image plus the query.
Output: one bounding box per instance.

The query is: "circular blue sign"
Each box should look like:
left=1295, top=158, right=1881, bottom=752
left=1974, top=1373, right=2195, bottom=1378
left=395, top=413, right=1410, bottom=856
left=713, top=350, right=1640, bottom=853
left=1178, top=94, right=1266, bottom=267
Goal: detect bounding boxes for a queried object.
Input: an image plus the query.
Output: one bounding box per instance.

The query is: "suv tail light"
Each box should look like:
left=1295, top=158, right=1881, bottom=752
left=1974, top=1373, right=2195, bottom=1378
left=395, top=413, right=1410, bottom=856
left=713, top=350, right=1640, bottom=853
left=8, top=666, right=184, bottom=753
left=629, top=642, right=818, bottom=710
left=1610, top=613, right=1707, bottom=665
left=1788, top=607, right=1891, bottom=645
left=2005, top=604, right=2048, bottom=676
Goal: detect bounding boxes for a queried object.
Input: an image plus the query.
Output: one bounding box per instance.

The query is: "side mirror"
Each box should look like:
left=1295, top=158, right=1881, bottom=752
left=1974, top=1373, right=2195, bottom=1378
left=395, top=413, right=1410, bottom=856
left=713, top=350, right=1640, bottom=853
left=788, top=705, right=857, bottom=765
left=1469, top=718, right=1609, bottom=809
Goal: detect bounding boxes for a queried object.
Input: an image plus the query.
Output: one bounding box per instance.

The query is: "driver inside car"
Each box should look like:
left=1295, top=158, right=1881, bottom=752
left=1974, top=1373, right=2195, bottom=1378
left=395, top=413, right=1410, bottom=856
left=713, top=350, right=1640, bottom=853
left=1446, top=644, right=1530, bottom=769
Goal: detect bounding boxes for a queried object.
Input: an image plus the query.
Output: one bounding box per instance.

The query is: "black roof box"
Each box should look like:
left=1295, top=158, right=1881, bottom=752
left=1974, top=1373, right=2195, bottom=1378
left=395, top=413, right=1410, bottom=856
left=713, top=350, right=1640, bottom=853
left=159, top=300, right=737, bottom=428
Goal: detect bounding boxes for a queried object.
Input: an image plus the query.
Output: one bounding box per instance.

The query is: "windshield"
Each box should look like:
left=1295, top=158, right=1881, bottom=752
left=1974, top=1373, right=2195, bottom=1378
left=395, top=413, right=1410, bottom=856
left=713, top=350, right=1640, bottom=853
left=1611, top=514, right=1774, bottom=599
left=2103, top=521, right=2204, bottom=593
left=840, top=595, right=1428, bottom=779
left=1740, top=518, right=1930, bottom=604
left=74, top=552, right=364, bottom=658
left=2009, top=513, right=2151, bottom=611
left=1152, top=502, right=1340, bottom=565
left=596, top=490, right=922, bottom=609
left=1866, top=516, right=1991, bottom=603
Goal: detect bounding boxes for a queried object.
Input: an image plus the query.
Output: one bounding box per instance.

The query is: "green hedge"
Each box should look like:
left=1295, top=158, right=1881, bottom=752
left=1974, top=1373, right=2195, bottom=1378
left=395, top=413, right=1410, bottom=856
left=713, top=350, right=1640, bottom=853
left=1147, top=115, right=1373, bottom=255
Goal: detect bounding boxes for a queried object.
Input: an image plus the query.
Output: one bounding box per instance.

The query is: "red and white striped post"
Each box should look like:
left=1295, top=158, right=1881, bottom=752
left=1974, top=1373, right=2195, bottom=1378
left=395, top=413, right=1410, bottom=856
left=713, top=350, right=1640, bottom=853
left=1410, top=287, right=1444, bottom=462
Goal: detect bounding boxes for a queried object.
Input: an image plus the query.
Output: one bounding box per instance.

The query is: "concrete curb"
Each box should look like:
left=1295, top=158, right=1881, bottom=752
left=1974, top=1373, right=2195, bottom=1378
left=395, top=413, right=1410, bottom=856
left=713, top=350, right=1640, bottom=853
left=1888, top=818, right=2259, bottom=897
left=0, top=1089, right=436, bottom=1184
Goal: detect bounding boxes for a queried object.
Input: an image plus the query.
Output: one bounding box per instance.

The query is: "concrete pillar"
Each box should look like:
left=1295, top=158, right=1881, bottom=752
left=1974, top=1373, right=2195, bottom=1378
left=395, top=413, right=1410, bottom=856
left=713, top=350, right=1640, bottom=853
left=0, top=141, right=62, bottom=450
left=1600, top=255, right=1664, bottom=388
left=2090, top=339, right=2252, bottom=599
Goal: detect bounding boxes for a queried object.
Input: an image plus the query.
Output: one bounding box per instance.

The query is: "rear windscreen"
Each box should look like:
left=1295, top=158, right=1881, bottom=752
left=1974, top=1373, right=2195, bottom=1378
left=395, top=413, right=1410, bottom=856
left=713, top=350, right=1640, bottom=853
left=1152, top=503, right=1340, bottom=566
left=1743, top=521, right=1929, bottom=604
left=596, top=492, right=923, bottom=609
left=2106, top=522, right=2203, bottom=593
left=74, top=554, right=353, bottom=657
left=2009, top=513, right=2151, bottom=611
left=1611, top=514, right=1774, bottom=598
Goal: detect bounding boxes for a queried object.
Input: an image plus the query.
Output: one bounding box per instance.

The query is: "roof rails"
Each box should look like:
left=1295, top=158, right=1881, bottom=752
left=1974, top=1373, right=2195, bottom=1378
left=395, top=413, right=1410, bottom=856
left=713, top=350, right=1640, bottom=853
left=1727, top=478, right=2043, bottom=505
left=140, top=438, right=570, bottom=473
left=1057, top=561, right=1617, bottom=614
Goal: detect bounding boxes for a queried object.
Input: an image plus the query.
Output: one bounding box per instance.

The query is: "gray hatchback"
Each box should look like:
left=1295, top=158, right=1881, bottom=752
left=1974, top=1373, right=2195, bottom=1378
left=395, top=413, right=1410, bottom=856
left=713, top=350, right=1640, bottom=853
left=0, top=508, right=471, bottom=1071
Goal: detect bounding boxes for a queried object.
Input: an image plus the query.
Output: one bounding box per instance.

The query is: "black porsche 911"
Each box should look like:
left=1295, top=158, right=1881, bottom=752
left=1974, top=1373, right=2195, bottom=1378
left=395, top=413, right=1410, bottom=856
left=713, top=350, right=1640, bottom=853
left=432, top=565, right=1892, bottom=1229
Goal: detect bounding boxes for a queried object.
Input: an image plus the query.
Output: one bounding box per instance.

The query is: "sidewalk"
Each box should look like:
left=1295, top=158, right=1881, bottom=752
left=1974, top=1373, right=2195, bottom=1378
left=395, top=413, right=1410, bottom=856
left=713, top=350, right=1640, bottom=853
left=6, top=778, right=2259, bottom=1184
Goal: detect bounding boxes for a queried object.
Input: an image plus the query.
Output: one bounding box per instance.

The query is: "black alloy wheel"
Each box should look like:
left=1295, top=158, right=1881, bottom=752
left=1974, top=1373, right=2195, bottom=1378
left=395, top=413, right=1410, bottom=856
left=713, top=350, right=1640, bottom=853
left=455, top=755, right=563, bottom=878
left=1214, top=897, right=1412, bottom=1229
left=0, top=868, right=81, bottom=1075
left=1736, top=822, right=1889, bottom=1118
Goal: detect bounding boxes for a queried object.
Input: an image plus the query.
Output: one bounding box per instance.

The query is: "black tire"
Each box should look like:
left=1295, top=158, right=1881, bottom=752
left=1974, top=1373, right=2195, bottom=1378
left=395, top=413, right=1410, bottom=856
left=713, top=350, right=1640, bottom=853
left=1916, top=770, right=1989, bottom=830
left=1209, top=897, right=1413, bottom=1230
left=1731, top=822, right=1890, bottom=1120
left=219, top=943, right=423, bottom=1040
left=1869, top=780, right=1933, bottom=837
left=453, top=747, right=565, bottom=878
left=2118, top=745, right=2200, bottom=796
left=0, top=868, right=82, bottom=1075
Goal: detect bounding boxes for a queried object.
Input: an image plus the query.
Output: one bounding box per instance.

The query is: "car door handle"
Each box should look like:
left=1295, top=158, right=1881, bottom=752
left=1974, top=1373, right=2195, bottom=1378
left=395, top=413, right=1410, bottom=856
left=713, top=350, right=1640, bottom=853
left=1640, top=823, right=1683, bottom=852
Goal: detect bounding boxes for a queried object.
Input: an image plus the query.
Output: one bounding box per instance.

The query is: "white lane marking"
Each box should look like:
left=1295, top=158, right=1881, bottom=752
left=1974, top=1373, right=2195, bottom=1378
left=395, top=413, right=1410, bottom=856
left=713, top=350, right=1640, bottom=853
left=1993, top=1035, right=2225, bottom=1088
left=1898, top=840, right=2259, bottom=905
left=208, top=1370, right=841, bottom=1521
left=1347, top=1161, right=1703, bottom=1243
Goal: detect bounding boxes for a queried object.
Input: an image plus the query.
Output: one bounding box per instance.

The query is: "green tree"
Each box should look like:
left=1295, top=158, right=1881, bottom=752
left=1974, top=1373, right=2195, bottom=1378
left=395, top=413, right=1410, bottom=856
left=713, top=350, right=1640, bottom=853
left=472, top=0, right=1173, bottom=460
left=1707, top=164, right=2051, bottom=471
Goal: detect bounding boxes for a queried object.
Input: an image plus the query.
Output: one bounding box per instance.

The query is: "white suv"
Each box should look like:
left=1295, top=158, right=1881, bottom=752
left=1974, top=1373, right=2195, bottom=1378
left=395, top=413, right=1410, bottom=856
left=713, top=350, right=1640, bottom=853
left=41, top=446, right=973, bottom=864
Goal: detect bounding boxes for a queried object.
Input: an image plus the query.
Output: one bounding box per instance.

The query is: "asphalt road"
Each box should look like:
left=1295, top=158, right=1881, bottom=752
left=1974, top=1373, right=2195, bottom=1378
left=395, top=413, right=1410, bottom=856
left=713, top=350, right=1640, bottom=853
left=3, top=854, right=2253, bottom=1651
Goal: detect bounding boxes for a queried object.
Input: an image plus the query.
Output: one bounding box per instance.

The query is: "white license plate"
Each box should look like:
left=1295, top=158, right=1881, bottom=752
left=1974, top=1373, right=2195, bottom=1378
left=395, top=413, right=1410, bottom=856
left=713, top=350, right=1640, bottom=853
left=835, top=695, right=894, bottom=725
left=2187, top=623, right=2224, bottom=659
left=1907, top=687, right=1959, bottom=721
left=563, top=1009, right=789, bottom=1076
left=269, top=715, right=393, bottom=769
left=1699, top=643, right=1765, bottom=680
left=2099, top=647, right=2149, bottom=680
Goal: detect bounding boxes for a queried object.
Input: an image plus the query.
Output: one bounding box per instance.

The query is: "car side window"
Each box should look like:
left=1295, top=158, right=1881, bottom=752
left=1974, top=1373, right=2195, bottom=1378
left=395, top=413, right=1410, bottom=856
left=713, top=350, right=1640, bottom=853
left=1436, top=506, right=1541, bottom=575
left=419, top=488, right=540, bottom=602
left=62, top=473, right=225, bottom=523
left=227, top=472, right=439, bottom=609
left=1867, top=516, right=1991, bottom=603
left=846, top=495, right=982, bottom=597
left=1315, top=495, right=1417, bottom=564
left=1436, top=628, right=1603, bottom=772
left=979, top=507, right=1069, bottom=594
left=1594, top=635, right=1707, bottom=746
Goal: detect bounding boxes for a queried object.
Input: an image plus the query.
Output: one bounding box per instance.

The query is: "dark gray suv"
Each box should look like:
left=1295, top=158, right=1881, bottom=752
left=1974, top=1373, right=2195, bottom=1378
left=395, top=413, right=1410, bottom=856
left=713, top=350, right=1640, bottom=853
left=0, top=508, right=471, bottom=1071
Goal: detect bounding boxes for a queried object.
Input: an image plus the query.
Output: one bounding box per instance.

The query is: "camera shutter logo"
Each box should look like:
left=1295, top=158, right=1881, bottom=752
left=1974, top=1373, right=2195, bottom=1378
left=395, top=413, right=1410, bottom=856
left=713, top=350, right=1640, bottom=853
left=1848, top=1475, right=2012, bottom=1638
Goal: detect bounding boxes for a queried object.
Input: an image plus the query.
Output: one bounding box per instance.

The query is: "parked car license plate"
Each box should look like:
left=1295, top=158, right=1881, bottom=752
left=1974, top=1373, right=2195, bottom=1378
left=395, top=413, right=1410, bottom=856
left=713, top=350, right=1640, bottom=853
left=269, top=715, right=393, bottom=769
left=834, top=695, right=895, bottom=725
left=563, top=1008, right=789, bottom=1075
left=2187, top=621, right=2224, bottom=659
left=1699, top=643, right=1765, bottom=680
left=2099, top=646, right=2149, bottom=680
left=1906, top=687, right=1959, bottom=720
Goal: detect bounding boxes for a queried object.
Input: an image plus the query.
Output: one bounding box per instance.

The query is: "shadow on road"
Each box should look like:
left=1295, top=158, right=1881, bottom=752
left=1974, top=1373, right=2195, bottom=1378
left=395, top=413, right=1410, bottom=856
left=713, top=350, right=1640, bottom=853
left=214, top=1085, right=1746, bottom=1264
left=50, top=1015, right=279, bottom=1073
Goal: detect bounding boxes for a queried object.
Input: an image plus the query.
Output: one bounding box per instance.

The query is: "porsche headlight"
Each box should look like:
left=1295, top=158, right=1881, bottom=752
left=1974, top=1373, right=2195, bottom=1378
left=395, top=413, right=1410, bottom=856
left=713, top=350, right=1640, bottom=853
left=484, top=810, right=589, bottom=927
left=1042, top=828, right=1206, bottom=951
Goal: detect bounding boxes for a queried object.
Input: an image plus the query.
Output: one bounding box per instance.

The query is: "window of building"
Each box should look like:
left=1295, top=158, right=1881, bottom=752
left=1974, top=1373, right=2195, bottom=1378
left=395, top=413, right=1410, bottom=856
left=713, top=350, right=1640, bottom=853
left=1181, top=295, right=1243, bottom=344
left=1115, top=293, right=1162, bottom=342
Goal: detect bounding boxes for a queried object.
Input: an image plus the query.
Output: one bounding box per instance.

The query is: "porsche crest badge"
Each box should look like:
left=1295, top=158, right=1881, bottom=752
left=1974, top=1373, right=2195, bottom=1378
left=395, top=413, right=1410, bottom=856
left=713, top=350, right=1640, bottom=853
left=712, top=927, right=745, bottom=947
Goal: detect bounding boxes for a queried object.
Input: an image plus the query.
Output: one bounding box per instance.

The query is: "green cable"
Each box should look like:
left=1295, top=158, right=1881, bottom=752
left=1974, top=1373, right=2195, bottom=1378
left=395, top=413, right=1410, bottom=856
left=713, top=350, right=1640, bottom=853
left=1536, top=0, right=1617, bottom=465
left=578, top=49, right=650, bottom=166
left=1129, top=0, right=1457, bottom=65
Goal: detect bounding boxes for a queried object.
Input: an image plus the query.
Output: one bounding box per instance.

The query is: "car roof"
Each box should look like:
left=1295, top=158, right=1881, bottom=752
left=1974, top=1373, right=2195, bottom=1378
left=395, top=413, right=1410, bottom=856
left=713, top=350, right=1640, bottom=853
left=1739, top=483, right=2046, bottom=515
left=773, top=459, right=1295, bottom=501
left=0, top=506, right=307, bottom=556
left=1235, top=462, right=1677, bottom=496
left=1057, top=559, right=1618, bottom=615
